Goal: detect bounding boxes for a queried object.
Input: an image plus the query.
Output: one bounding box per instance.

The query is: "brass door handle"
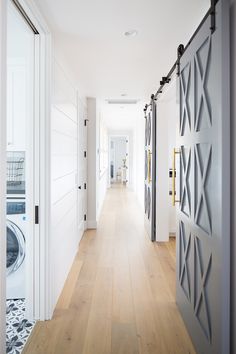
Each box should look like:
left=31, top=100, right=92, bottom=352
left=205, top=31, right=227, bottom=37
left=172, top=148, right=180, bottom=206
left=148, top=149, right=152, bottom=184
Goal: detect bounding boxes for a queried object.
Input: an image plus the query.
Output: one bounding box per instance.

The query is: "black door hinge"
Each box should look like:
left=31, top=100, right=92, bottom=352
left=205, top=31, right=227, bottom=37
left=35, top=205, right=39, bottom=225
left=84, top=151, right=87, bottom=158
left=84, top=183, right=87, bottom=190
left=84, top=214, right=87, bottom=221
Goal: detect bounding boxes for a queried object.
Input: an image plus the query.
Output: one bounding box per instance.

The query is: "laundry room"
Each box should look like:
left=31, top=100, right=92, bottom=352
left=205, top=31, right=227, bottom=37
left=6, top=2, right=36, bottom=352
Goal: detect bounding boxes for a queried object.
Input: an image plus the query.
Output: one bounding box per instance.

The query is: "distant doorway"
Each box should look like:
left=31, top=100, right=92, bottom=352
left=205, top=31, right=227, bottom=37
left=109, top=136, right=129, bottom=186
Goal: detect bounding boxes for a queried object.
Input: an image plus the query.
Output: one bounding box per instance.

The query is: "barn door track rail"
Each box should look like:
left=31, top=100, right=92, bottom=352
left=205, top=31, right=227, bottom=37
left=144, top=0, right=218, bottom=112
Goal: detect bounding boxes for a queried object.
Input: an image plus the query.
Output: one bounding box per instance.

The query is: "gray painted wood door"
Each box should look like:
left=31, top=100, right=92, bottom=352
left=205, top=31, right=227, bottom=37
left=176, top=1, right=230, bottom=353
left=144, top=99, right=156, bottom=241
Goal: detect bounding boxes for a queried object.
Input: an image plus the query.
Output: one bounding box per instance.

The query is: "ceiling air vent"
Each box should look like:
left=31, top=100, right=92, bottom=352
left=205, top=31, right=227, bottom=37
left=106, top=99, right=139, bottom=105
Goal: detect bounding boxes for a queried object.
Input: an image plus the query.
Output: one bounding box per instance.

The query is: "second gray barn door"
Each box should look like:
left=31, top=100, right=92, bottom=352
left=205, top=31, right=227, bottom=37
left=176, top=1, right=230, bottom=353
left=144, top=99, right=156, bottom=241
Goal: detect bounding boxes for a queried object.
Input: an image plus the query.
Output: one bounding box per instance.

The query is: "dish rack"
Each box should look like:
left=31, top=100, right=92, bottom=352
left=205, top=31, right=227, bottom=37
left=7, top=157, right=25, bottom=185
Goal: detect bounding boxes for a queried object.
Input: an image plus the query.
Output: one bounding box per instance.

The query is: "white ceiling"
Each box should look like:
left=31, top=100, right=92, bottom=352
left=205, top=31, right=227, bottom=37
left=101, top=101, right=145, bottom=131
left=34, top=0, right=209, bottom=101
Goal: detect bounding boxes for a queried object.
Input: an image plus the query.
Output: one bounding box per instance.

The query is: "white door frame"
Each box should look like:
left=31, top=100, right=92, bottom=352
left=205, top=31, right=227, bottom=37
left=16, top=0, right=52, bottom=321
left=1, top=6, right=51, bottom=350
left=0, top=0, right=7, bottom=352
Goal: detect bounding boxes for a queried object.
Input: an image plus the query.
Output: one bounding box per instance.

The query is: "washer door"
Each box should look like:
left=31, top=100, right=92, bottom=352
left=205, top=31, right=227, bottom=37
left=6, top=220, right=25, bottom=275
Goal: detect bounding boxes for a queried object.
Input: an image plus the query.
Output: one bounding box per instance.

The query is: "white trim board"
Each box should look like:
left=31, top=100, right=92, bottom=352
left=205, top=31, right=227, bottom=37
left=87, top=220, right=97, bottom=229
left=0, top=0, right=7, bottom=352
left=20, top=0, right=52, bottom=321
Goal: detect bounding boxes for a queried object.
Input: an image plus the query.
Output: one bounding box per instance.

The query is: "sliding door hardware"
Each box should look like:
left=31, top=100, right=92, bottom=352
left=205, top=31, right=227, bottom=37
left=172, top=148, right=180, bottom=206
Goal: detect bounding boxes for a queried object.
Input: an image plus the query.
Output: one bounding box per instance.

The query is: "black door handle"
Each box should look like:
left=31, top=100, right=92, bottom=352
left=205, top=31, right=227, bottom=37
left=78, top=186, right=82, bottom=189
left=35, top=206, right=39, bottom=224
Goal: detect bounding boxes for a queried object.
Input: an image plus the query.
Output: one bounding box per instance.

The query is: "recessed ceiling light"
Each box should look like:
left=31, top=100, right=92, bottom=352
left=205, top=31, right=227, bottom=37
left=124, top=30, right=138, bottom=37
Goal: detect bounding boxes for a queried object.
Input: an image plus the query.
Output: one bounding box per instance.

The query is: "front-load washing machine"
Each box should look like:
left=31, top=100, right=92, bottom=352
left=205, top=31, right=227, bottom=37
left=6, top=198, right=26, bottom=299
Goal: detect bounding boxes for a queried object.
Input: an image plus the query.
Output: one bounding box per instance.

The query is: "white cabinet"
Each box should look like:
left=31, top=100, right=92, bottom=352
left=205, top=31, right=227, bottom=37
left=7, top=62, right=26, bottom=151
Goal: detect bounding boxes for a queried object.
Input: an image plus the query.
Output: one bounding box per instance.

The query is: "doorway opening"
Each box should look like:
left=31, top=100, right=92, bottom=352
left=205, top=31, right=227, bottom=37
left=5, top=0, right=45, bottom=352
left=109, top=136, right=129, bottom=187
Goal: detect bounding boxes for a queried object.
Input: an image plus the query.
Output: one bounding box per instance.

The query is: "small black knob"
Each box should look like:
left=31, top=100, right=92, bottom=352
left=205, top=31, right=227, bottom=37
left=78, top=186, right=82, bottom=189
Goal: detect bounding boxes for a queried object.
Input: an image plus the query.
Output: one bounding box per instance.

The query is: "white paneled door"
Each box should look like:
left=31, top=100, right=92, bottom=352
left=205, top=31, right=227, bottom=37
left=51, top=61, right=80, bottom=306
left=78, top=99, right=88, bottom=237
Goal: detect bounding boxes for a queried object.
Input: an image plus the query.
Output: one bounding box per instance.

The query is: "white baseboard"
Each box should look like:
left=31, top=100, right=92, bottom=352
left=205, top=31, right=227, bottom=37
left=87, top=220, right=97, bottom=229
left=78, top=221, right=85, bottom=242
left=169, top=232, right=176, bottom=237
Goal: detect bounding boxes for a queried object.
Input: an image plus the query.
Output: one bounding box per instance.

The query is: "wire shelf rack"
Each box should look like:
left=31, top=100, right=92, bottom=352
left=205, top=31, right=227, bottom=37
left=7, top=157, right=25, bottom=186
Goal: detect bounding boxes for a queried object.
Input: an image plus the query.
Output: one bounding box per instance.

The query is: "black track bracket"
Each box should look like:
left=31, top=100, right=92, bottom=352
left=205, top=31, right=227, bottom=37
left=210, top=0, right=217, bottom=34
left=176, top=44, right=185, bottom=77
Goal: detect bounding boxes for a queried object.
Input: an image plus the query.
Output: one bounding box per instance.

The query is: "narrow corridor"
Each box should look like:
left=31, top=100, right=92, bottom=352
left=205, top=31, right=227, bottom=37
left=23, top=185, right=195, bottom=354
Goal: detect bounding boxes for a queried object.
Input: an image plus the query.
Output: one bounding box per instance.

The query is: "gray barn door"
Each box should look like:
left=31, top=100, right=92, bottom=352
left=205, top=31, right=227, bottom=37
left=176, top=1, right=230, bottom=353
left=144, top=99, right=156, bottom=241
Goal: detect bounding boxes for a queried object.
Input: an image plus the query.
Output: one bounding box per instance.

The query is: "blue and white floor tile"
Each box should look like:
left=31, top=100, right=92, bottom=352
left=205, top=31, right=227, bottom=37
left=6, top=299, right=35, bottom=354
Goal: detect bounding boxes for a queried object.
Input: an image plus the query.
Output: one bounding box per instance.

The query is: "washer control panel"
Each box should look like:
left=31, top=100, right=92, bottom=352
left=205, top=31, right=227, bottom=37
left=7, top=201, right=25, bottom=215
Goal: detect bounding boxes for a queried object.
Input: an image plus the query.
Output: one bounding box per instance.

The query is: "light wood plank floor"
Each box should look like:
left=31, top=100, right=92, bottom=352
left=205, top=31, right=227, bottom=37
left=23, top=184, right=195, bottom=354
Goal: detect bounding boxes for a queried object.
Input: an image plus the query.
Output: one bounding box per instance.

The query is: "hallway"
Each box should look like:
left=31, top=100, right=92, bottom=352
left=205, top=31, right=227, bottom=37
left=23, top=185, right=195, bottom=354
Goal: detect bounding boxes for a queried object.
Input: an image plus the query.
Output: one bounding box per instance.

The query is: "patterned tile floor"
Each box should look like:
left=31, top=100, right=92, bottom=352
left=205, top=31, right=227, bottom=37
left=6, top=299, right=35, bottom=354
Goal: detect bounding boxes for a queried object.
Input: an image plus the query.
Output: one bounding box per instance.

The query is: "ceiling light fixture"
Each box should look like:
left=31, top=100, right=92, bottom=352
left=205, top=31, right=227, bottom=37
left=107, top=99, right=139, bottom=105
left=124, top=29, right=138, bottom=37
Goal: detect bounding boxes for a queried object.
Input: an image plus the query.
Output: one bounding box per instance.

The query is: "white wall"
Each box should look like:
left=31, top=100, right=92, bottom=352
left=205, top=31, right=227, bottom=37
left=167, top=86, right=178, bottom=235
left=50, top=59, right=82, bottom=308
left=97, top=171, right=107, bottom=219
left=87, top=97, right=98, bottom=228
left=97, top=110, right=108, bottom=218
left=155, top=101, right=169, bottom=242
left=154, top=80, right=178, bottom=241
left=87, top=98, right=109, bottom=226
left=134, top=112, right=145, bottom=208
left=0, top=0, right=6, bottom=351
left=6, top=1, right=35, bottom=153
